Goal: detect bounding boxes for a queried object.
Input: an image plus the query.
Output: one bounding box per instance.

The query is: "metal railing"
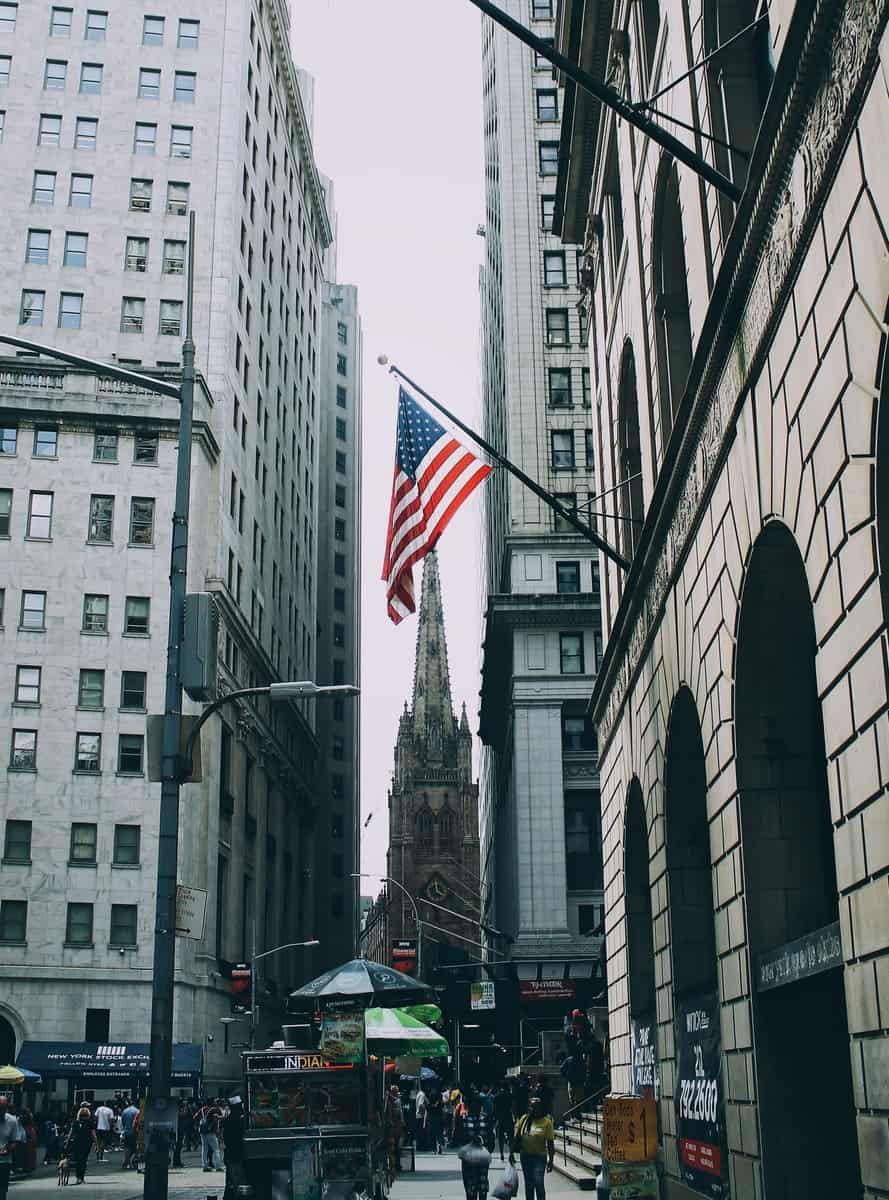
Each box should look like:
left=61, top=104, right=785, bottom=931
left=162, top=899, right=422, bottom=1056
left=556, top=1085, right=609, bottom=1170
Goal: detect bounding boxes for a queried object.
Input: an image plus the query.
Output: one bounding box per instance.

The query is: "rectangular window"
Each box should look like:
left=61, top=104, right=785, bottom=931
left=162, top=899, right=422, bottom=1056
left=562, top=714, right=593, bottom=752
left=0, top=3, right=15, bottom=33
left=334, top=588, right=345, bottom=612
left=162, top=239, right=186, bottom=274
left=129, top=497, right=155, bottom=544
left=10, top=729, right=37, bottom=769
left=130, top=178, right=152, bottom=211
left=79, top=62, right=102, bottom=93
left=166, top=180, right=189, bottom=214
left=539, top=142, right=559, bottom=176
left=50, top=7, right=72, bottom=36
left=134, top=432, right=158, bottom=463
left=556, top=561, right=581, bottom=594
left=133, top=122, right=156, bottom=154
left=543, top=250, right=566, bottom=287
left=159, top=299, right=182, bottom=336
left=117, top=733, right=144, bottom=774
left=585, top=429, right=595, bottom=469
left=88, top=494, right=113, bottom=542
left=336, top=451, right=346, bottom=473
left=65, top=902, right=93, bottom=945
left=14, top=666, right=40, bottom=704
left=541, top=195, right=555, bottom=231
left=32, top=171, right=56, bottom=205
left=336, top=385, right=347, bottom=409
left=334, top=553, right=346, bottom=577
left=0, top=900, right=26, bottom=943
left=27, top=492, right=53, bottom=538
left=0, top=427, right=15, bottom=455
left=3, top=819, right=31, bottom=863
left=33, top=427, right=57, bottom=457
left=177, top=19, right=199, bottom=48
left=113, top=824, right=140, bottom=865
left=173, top=71, right=195, bottom=102
left=84, top=10, right=107, bottom=41
left=0, top=488, right=9, bottom=536
left=124, top=596, right=150, bottom=634
left=74, top=733, right=101, bottom=773
left=559, top=632, right=584, bottom=674
left=69, top=173, right=92, bottom=207
left=334, top=518, right=346, bottom=542
left=121, top=297, right=145, bottom=333
left=37, top=113, right=62, bottom=146
left=78, top=668, right=104, bottom=708
left=335, top=484, right=346, bottom=507
left=532, top=0, right=553, bottom=16
left=549, top=368, right=572, bottom=408
left=582, top=368, right=592, bottom=409
left=44, top=59, right=67, bottom=90
left=20, top=290, right=44, bottom=325
left=554, top=491, right=577, bottom=533
left=551, top=430, right=575, bottom=469
left=70, top=823, right=97, bottom=862
left=82, top=593, right=108, bottom=632
left=337, top=321, right=348, bottom=345
left=0, top=55, right=10, bottom=86
left=138, top=67, right=160, bottom=99
left=110, top=904, right=138, bottom=946
left=93, top=429, right=117, bottom=461
left=64, top=232, right=88, bottom=267
left=120, top=670, right=146, bottom=710
left=336, top=353, right=347, bottom=376
left=143, top=15, right=164, bottom=44
left=84, top=1008, right=109, bottom=1041
left=546, top=308, right=569, bottom=347
left=536, top=89, right=558, bottom=121
left=336, top=417, right=347, bottom=441
left=125, top=236, right=149, bottom=271
left=74, top=116, right=97, bottom=150
left=58, top=291, right=83, bottom=329
left=0, top=111, right=5, bottom=141
left=170, top=125, right=192, bottom=158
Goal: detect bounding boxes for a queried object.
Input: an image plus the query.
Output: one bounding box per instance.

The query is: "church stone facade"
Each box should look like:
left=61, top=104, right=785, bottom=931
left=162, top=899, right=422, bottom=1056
left=386, top=553, right=481, bottom=965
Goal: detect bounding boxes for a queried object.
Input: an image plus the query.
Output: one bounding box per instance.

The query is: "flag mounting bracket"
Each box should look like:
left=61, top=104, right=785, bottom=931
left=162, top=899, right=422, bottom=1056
left=379, top=358, right=631, bottom=573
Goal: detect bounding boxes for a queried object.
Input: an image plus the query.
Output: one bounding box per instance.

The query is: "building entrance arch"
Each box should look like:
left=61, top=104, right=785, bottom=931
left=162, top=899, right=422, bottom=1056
left=0, top=1015, right=16, bottom=1065
left=735, top=522, right=861, bottom=1199
left=624, top=779, right=656, bottom=1062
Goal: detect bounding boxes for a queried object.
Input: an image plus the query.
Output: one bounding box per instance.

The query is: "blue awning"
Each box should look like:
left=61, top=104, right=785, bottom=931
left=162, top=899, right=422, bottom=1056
left=17, top=1042, right=202, bottom=1081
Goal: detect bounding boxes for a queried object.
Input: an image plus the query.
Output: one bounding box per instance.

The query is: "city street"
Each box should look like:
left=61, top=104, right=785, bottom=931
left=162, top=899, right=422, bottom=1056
left=390, top=1152, right=585, bottom=1199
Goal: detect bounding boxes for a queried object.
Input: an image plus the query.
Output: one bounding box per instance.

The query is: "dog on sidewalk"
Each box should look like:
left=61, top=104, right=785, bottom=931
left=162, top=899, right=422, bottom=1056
left=57, top=1156, right=70, bottom=1186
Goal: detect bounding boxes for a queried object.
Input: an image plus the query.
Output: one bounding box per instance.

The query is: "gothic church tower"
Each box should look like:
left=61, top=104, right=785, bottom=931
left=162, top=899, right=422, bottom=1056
left=387, top=552, right=481, bottom=963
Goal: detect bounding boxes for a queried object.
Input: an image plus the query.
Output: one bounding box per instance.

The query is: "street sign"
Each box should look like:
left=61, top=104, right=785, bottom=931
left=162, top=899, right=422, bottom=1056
left=470, top=981, right=496, bottom=1010
left=175, top=884, right=207, bottom=939
left=603, top=1096, right=658, bottom=1164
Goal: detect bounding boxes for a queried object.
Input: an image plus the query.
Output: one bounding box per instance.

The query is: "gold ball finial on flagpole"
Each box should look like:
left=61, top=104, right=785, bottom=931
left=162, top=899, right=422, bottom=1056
left=377, top=354, right=389, bottom=366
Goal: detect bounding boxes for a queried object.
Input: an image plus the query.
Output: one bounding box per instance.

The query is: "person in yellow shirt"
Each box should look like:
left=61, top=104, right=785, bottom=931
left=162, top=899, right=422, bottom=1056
left=508, top=1096, right=554, bottom=1198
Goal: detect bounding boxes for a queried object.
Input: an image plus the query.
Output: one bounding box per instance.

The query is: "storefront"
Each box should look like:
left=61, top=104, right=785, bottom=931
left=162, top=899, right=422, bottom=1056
left=16, top=1042, right=202, bottom=1111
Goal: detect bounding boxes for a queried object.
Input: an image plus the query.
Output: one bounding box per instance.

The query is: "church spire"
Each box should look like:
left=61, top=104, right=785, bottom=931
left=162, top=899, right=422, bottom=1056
left=411, top=550, right=456, bottom=763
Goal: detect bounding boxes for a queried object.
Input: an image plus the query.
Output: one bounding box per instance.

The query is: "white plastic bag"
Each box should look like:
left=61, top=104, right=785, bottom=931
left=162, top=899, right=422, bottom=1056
left=501, top=1163, right=520, bottom=1195
left=492, top=1184, right=512, bottom=1200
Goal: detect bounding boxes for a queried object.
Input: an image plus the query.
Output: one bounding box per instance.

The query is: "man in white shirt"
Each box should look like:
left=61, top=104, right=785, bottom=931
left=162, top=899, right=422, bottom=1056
left=94, top=1102, right=114, bottom=1161
left=0, top=1097, right=22, bottom=1199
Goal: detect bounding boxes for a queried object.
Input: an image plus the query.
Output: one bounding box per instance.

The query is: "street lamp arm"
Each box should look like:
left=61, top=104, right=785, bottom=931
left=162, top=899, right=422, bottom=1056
left=181, top=686, right=272, bottom=772
left=253, top=940, right=320, bottom=963
left=0, top=333, right=181, bottom=398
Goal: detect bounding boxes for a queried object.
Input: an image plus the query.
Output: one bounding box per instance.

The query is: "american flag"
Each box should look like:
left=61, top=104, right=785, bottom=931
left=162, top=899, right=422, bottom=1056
left=382, top=387, right=492, bottom=623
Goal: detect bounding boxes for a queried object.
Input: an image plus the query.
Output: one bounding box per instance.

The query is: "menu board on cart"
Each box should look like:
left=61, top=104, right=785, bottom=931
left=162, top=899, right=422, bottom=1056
left=320, top=1008, right=365, bottom=1064
left=290, top=1141, right=319, bottom=1200
left=320, top=1135, right=370, bottom=1199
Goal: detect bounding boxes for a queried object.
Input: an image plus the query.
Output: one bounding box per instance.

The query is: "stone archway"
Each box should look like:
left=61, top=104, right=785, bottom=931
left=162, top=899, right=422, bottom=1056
left=735, top=522, right=862, bottom=1199
left=0, top=1014, right=17, bottom=1065
left=624, top=778, right=656, bottom=1032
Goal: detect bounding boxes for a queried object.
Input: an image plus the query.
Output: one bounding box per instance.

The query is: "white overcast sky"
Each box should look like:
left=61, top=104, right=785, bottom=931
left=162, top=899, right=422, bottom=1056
left=290, top=2, right=488, bottom=881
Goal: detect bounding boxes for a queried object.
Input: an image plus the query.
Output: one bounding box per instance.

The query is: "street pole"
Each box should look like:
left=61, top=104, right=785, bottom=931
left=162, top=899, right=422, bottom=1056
left=352, top=874, right=422, bottom=979
left=143, top=210, right=197, bottom=1200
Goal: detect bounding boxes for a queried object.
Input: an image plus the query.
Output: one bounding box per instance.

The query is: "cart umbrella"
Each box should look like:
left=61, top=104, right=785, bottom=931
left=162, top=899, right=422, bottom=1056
left=0, top=1066, right=25, bottom=1085
left=365, top=1008, right=450, bottom=1058
left=289, top=957, right=435, bottom=1011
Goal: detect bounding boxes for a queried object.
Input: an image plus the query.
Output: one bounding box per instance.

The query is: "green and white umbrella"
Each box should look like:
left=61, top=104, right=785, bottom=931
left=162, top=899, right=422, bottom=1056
left=364, top=1006, right=450, bottom=1058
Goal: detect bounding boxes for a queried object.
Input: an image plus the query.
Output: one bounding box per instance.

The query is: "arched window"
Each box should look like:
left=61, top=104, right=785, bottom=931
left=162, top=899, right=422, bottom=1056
left=416, top=808, right=433, bottom=856
left=617, top=342, right=645, bottom=560
left=438, top=806, right=455, bottom=853
left=705, top=0, right=774, bottom=236
left=652, top=158, right=693, bottom=449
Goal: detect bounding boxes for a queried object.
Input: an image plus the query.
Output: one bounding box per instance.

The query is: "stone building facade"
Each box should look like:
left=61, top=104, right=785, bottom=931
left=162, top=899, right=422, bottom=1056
left=477, top=0, right=605, bottom=1003
left=386, top=552, right=482, bottom=971
left=555, top=0, right=889, bottom=1196
left=0, top=0, right=357, bottom=1091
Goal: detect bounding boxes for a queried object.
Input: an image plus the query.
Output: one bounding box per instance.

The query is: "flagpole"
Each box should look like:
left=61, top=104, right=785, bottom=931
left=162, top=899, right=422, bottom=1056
left=380, top=358, right=631, bottom=573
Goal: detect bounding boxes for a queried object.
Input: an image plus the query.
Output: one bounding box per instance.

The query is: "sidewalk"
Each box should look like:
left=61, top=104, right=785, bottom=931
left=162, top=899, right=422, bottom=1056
left=392, top=1150, right=585, bottom=1198
left=6, top=1149, right=225, bottom=1200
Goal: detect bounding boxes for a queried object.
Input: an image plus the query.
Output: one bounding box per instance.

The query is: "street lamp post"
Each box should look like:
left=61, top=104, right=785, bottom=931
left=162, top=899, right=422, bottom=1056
left=352, top=873, right=422, bottom=980
left=249, top=939, right=320, bottom=1048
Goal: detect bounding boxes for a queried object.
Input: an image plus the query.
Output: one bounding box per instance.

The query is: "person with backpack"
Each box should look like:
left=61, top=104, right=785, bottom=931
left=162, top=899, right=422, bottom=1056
left=195, top=1098, right=224, bottom=1172
left=508, top=1096, right=555, bottom=1200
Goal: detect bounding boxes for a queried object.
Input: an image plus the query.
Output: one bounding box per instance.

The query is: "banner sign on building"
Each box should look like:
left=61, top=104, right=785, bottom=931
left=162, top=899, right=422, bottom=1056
left=470, top=981, right=496, bottom=1010
left=391, top=939, right=417, bottom=972
left=518, top=979, right=576, bottom=1003
left=675, top=991, right=728, bottom=1199
left=631, top=1019, right=660, bottom=1100
left=756, top=920, right=842, bottom=992
left=231, top=964, right=252, bottom=1015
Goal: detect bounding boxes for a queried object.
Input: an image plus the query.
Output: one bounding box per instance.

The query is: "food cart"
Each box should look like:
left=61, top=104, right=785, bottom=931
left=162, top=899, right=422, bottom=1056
left=242, top=958, right=437, bottom=1200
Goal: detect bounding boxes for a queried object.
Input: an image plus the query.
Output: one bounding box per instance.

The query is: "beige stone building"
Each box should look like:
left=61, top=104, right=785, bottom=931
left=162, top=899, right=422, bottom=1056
left=554, top=0, right=889, bottom=1197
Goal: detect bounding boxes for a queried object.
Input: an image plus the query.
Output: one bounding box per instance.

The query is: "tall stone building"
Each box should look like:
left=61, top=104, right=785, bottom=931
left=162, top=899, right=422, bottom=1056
left=386, top=553, right=481, bottom=970
left=0, top=0, right=358, bottom=1093
left=555, top=0, right=889, bottom=1197
left=477, top=0, right=605, bottom=1009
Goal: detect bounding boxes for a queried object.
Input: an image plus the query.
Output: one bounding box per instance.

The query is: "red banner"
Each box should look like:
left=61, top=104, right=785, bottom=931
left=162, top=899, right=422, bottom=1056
left=519, top=980, right=576, bottom=1002
left=679, top=1138, right=722, bottom=1177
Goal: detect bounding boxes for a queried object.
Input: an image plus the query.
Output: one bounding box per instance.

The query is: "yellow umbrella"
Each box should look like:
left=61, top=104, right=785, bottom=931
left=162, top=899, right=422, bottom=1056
left=0, top=1066, right=24, bottom=1085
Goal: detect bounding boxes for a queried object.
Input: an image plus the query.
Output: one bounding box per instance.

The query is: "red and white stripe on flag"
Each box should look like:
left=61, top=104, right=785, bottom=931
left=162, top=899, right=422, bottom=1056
left=382, top=388, right=492, bottom=624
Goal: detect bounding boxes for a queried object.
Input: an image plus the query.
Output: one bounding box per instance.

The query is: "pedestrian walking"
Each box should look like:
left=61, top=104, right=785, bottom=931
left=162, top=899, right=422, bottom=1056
left=493, top=1085, right=514, bottom=1162
left=42, top=1116, right=61, bottom=1165
left=94, top=1100, right=114, bottom=1161
left=65, top=1106, right=96, bottom=1185
left=427, top=1090, right=445, bottom=1154
left=508, top=1096, right=555, bottom=1200
left=19, top=1111, right=37, bottom=1175
left=384, top=1085, right=404, bottom=1184
left=462, top=1094, right=492, bottom=1152
left=0, top=1097, right=20, bottom=1200
left=458, top=1134, right=491, bottom=1200
left=222, top=1096, right=246, bottom=1198
left=120, top=1099, right=139, bottom=1170
left=196, top=1098, right=224, bottom=1172
left=172, top=1100, right=190, bottom=1168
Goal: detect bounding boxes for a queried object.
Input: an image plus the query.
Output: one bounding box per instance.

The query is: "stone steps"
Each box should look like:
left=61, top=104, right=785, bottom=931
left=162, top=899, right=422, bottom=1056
left=552, top=1115, right=603, bottom=1191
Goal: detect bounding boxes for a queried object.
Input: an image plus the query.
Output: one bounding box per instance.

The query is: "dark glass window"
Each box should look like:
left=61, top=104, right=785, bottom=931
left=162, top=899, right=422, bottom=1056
left=556, top=562, right=581, bottom=594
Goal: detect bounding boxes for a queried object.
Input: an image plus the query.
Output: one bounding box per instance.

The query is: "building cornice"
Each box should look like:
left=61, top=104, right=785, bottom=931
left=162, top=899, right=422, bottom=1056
left=590, top=0, right=887, bottom=748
